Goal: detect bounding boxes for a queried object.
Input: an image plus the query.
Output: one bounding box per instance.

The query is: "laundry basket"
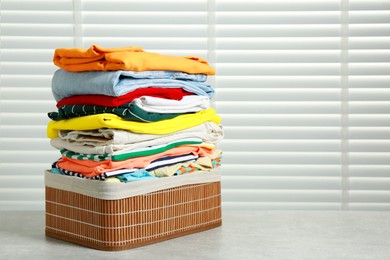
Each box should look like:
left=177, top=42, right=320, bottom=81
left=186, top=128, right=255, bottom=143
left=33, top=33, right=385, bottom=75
left=44, top=170, right=222, bottom=251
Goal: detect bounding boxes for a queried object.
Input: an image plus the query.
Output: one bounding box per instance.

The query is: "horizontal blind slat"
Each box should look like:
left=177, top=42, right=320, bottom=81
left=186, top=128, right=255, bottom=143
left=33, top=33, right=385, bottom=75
left=82, top=38, right=208, bottom=49
left=216, top=24, right=341, bottom=37
left=0, top=151, right=59, bottom=163
left=221, top=114, right=340, bottom=126
left=350, top=165, right=390, bottom=177
left=0, top=201, right=45, bottom=211
left=221, top=114, right=390, bottom=126
left=350, top=179, right=390, bottom=190
left=1, top=88, right=52, bottom=100
left=217, top=11, right=340, bottom=24
left=217, top=76, right=340, bottom=88
left=0, top=101, right=55, bottom=112
left=2, top=0, right=73, bottom=11
left=83, top=0, right=207, bottom=11
left=217, top=88, right=340, bottom=101
left=217, top=50, right=341, bottom=63
left=350, top=0, right=390, bottom=10
left=220, top=140, right=340, bottom=152
left=217, top=37, right=340, bottom=50
left=83, top=12, right=207, bottom=24
left=217, top=63, right=340, bottom=76
left=0, top=189, right=44, bottom=201
left=1, top=115, right=50, bottom=126
left=216, top=101, right=341, bottom=114
left=2, top=10, right=73, bottom=23
left=0, top=138, right=52, bottom=150
left=224, top=126, right=340, bottom=139
left=221, top=164, right=340, bottom=177
left=216, top=0, right=340, bottom=11
left=0, top=176, right=44, bottom=189
left=350, top=153, right=390, bottom=165
left=83, top=25, right=208, bottom=37
left=1, top=36, right=74, bottom=48
left=2, top=24, right=74, bottom=36
left=0, top=126, right=47, bottom=138
left=348, top=203, right=390, bottom=211
left=348, top=191, right=390, bottom=202
left=224, top=176, right=341, bottom=190
left=223, top=152, right=341, bottom=164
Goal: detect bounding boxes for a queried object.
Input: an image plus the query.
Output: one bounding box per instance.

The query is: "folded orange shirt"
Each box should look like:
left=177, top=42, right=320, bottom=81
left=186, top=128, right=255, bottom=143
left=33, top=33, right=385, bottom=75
left=54, top=45, right=215, bottom=75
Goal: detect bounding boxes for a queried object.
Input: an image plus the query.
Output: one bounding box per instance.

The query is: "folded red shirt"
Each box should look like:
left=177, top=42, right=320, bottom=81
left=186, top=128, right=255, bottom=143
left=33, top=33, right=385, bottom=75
left=56, top=87, right=193, bottom=108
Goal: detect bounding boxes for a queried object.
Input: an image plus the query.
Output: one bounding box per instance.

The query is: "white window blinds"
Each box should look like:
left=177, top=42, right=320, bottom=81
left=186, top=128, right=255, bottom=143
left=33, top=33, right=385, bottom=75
left=0, top=0, right=389, bottom=210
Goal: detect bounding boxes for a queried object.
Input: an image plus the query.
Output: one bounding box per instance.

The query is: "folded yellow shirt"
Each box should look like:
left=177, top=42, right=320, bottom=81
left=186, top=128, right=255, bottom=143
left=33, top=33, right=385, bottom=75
left=47, top=108, right=221, bottom=139
left=54, top=45, right=215, bottom=75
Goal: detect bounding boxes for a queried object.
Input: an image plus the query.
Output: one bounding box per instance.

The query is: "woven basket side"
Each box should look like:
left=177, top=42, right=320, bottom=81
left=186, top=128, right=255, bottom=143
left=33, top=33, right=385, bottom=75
left=46, top=181, right=221, bottom=250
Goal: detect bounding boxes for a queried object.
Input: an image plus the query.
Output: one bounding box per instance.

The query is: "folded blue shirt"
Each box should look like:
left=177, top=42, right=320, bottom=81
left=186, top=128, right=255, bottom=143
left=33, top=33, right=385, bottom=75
left=115, top=169, right=157, bottom=183
left=52, top=70, right=214, bottom=101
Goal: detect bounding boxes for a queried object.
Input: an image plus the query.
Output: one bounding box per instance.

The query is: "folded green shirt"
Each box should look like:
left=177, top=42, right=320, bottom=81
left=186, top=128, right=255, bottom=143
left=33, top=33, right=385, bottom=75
left=48, top=103, right=184, bottom=122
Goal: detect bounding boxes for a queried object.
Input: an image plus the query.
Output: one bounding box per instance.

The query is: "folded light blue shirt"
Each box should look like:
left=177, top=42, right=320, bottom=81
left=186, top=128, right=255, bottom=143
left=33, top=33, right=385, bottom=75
left=115, top=169, right=157, bottom=183
left=52, top=70, right=214, bottom=101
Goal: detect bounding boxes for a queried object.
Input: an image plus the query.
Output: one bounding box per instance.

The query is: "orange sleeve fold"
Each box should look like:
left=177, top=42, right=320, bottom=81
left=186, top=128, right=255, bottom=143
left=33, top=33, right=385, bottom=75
left=53, top=45, right=215, bottom=75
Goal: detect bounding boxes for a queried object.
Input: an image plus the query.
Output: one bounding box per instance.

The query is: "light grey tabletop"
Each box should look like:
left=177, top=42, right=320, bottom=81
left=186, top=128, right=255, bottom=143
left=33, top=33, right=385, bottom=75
left=1, top=211, right=390, bottom=260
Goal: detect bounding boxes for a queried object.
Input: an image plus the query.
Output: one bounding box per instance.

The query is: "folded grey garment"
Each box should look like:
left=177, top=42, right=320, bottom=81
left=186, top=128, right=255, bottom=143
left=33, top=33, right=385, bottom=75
left=54, top=122, right=224, bottom=154
left=51, top=136, right=209, bottom=155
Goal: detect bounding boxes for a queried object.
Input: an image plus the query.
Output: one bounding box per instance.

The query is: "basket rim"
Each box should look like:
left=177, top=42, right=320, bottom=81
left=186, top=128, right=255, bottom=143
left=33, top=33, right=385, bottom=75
left=45, top=168, right=221, bottom=200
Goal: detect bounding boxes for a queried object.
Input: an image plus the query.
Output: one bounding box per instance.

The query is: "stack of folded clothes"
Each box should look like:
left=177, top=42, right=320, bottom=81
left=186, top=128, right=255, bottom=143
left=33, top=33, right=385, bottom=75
left=46, top=45, right=224, bottom=183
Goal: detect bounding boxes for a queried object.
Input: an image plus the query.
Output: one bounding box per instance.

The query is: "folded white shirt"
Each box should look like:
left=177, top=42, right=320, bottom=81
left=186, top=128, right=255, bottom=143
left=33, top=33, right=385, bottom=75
left=132, top=95, right=210, bottom=113
left=58, top=122, right=223, bottom=146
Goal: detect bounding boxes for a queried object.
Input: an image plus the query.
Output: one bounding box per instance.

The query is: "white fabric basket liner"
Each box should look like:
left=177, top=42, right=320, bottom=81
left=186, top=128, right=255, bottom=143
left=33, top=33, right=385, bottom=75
left=44, top=169, right=221, bottom=200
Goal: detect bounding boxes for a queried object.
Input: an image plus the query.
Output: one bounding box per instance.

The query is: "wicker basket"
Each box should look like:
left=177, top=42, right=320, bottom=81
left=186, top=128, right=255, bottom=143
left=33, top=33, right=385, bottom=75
left=44, top=170, right=222, bottom=251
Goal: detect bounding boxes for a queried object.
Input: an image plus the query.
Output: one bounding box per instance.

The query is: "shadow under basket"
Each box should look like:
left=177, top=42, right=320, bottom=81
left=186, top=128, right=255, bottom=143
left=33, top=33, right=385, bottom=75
left=44, top=170, right=222, bottom=251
